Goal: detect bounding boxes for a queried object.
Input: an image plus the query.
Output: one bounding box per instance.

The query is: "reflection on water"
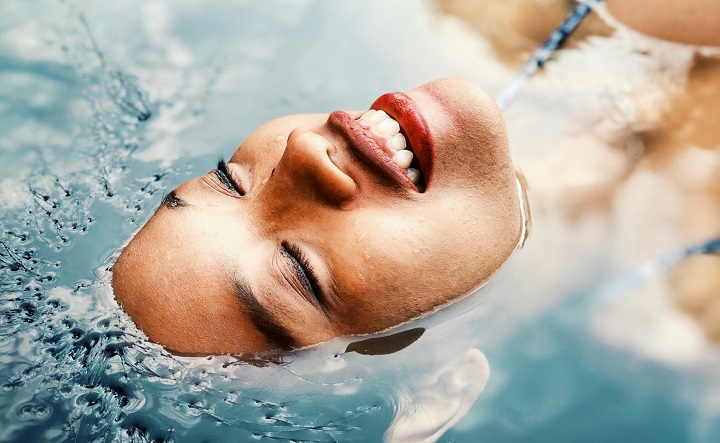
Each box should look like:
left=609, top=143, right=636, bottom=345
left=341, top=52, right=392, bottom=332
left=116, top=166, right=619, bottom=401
left=1, top=0, right=720, bottom=442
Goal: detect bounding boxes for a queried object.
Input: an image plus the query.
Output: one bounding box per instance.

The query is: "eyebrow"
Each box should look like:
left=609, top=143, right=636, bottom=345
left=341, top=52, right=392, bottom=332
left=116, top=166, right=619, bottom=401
left=231, top=277, right=296, bottom=350
left=160, top=190, right=189, bottom=210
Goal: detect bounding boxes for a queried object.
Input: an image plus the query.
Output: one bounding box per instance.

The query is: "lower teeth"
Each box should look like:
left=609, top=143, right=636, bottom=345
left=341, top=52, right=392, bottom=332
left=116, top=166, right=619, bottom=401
left=392, top=150, right=413, bottom=169
left=406, top=167, right=420, bottom=184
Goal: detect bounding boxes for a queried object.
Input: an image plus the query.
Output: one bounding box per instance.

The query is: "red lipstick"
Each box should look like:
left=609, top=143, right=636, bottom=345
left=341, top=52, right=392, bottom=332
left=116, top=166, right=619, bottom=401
left=371, top=92, right=435, bottom=188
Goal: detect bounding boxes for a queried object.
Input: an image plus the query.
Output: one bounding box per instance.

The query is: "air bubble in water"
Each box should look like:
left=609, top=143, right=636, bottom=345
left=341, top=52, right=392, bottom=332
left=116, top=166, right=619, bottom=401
left=16, top=400, right=53, bottom=421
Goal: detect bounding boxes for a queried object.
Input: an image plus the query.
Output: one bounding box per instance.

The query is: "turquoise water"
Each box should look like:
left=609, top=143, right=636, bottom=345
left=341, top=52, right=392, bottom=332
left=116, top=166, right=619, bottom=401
left=2, top=1, right=720, bottom=442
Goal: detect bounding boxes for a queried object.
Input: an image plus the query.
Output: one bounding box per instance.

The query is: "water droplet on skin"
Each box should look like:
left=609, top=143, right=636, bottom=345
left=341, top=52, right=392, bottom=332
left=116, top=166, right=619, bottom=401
left=274, top=135, right=283, bottom=142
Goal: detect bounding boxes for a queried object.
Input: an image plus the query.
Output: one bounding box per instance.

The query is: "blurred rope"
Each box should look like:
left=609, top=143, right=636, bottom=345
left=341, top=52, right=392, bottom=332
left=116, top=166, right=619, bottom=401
left=494, top=0, right=719, bottom=306
left=496, top=0, right=603, bottom=109
left=596, top=237, right=720, bottom=305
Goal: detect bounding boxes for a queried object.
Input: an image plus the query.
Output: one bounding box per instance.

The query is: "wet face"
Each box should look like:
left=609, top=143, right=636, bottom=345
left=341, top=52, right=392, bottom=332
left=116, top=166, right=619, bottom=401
left=112, top=78, right=523, bottom=355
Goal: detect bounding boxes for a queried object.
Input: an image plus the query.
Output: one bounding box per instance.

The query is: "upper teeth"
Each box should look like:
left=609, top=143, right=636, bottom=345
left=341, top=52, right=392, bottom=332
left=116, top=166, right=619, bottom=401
left=375, top=118, right=400, bottom=136
left=358, top=109, right=422, bottom=185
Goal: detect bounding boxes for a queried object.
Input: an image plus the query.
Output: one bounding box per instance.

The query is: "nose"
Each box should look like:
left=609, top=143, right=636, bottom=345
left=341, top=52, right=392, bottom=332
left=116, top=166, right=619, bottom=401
left=271, top=129, right=358, bottom=207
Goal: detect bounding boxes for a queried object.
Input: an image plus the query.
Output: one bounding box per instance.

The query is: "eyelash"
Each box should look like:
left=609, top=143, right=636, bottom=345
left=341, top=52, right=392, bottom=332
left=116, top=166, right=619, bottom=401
left=281, top=241, right=326, bottom=311
left=214, top=159, right=245, bottom=196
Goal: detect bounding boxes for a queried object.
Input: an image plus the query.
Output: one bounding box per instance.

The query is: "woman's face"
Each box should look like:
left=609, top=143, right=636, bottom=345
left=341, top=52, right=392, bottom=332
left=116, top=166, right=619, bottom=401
left=112, top=78, right=523, bottom=355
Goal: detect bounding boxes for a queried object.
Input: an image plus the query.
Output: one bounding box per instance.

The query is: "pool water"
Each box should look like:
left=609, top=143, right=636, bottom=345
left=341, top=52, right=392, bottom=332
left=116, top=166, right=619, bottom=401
left=2, top=1, right=720, bottom=442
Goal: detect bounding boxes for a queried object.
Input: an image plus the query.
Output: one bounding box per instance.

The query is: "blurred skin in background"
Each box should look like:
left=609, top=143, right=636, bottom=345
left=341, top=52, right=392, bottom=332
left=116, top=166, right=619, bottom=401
left=440, top=0, right=720, bottom=341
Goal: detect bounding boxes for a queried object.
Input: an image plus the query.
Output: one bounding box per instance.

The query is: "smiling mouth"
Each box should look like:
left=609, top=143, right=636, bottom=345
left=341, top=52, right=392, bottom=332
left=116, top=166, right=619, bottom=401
left=328, top=92, right=434, bottom=193
left=372, top=92, right=434, bottom=190
left=355, top=109, right=425, bottom=189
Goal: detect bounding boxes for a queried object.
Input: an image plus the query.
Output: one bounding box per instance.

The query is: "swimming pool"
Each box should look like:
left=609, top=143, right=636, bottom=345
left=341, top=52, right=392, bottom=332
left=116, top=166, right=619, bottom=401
left=2, top=1, right=720, bottom=441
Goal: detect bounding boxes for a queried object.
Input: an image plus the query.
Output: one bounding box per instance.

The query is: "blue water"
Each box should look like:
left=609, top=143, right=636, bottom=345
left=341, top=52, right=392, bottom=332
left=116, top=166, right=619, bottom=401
left=2, top=1, right=720, bottom=442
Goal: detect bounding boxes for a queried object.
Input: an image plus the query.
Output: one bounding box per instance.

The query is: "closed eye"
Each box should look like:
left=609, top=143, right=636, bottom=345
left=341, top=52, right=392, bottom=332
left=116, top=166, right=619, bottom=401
left=214, top=159, right=246, bottom=196
left=280, top=241, right=328, bottom=313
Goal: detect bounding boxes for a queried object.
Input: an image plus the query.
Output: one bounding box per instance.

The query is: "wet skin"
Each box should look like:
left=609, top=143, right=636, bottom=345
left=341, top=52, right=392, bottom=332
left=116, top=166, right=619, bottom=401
left=112, top=78, right=523, bottom=355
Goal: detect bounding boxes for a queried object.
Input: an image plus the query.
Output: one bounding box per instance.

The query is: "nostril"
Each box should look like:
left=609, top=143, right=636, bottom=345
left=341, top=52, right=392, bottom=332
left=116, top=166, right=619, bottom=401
left=326, top=143, right=338, bottom=157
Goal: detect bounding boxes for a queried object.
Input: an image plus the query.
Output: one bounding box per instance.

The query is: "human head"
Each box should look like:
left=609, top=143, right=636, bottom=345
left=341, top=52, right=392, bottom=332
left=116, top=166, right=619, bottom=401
left=112, top=78, right=523, bottom=355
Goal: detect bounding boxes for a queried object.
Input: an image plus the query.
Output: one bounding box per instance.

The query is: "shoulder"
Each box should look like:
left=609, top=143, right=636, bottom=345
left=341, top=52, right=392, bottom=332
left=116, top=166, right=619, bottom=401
left=604, top=0, right=720, bottom=47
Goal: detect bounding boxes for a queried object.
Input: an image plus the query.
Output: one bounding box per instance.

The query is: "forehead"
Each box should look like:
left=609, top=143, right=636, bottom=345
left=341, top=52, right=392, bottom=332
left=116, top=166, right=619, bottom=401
left=113, top=212, right=276, bottom=353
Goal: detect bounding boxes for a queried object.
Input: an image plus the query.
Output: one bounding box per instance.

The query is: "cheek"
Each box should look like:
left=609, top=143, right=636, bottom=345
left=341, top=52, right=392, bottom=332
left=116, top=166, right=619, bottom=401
left=325, top=215, right=439, bottom=321
left=314, top=205, right=491, bottom=333
left=369, top=200, right=499, bottom=290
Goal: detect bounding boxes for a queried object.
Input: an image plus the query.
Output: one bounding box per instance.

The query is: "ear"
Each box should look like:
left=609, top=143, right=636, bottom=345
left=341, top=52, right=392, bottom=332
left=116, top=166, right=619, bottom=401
left=384, top=348, right=490, bottom=443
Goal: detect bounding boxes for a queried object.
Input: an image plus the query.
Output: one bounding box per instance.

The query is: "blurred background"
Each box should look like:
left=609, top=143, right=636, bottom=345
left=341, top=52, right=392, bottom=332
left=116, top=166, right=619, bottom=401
left=1, top=0, right=719, bottom=441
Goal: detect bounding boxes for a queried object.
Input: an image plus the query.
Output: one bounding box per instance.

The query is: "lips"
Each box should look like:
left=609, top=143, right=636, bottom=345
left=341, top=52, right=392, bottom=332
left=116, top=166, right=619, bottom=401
left=371, top=92, right=434, bottom=187
left=327, top=92, right=434, bottom=193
